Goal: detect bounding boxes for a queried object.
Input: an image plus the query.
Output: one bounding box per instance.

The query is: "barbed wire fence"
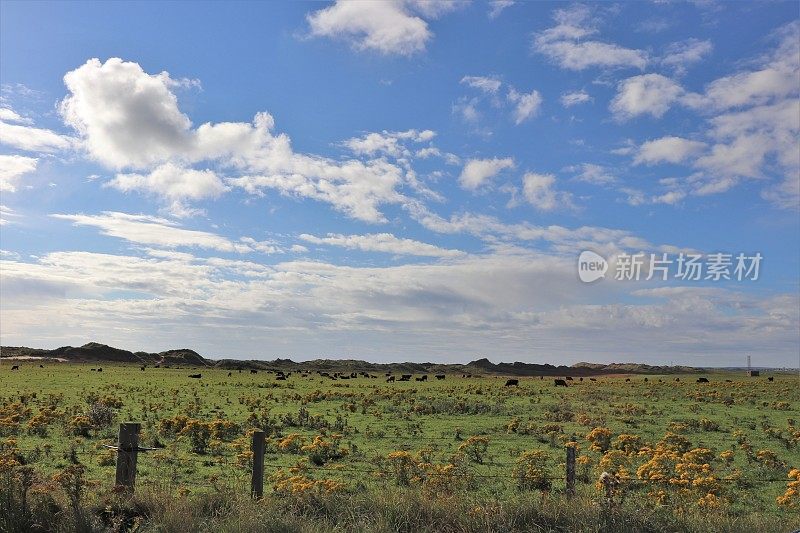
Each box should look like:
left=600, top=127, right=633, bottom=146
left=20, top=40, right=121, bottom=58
left=8, top=423, right=793, bottom=504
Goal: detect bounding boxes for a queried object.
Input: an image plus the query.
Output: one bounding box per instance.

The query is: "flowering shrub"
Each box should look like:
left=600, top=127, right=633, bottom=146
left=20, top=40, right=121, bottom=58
left=512, top=450, right=551, bottom=491
left=67, top=416, right=91, bottom=437
left=776, top=468, right=799, bottom=508
left=271, top=469, right=345, bottom=504
left=301, top=434, right=347, bottom=465
left=179, top=420, right=212, bottom=454
left=209, top=419, right=239, bottom=441
left=27, top=409, right=58, bottom=436
left=586, top=427, right=612, bottom=453
left=613, top=434, right=643, bottom=455
left=458, top=436, right=489, bottom=464
left=277, top=433, right=306, bottom=453
left=159, top=414, right=189, bottom=436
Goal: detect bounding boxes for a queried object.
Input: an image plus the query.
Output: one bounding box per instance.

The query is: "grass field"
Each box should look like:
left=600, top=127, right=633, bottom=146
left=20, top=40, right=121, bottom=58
left=1, top=363, right=799, bottom=532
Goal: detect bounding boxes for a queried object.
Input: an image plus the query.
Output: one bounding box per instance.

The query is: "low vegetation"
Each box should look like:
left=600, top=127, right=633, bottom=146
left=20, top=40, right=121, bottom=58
left=1, top=363, right=798, bottom=532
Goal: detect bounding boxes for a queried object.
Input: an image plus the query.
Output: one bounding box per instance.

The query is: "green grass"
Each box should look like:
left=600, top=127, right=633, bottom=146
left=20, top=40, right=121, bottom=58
left=1, top=363, right=799, bottom=531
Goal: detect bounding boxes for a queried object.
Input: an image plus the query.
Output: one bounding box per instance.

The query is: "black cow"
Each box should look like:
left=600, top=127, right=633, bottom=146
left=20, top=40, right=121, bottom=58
left=505, top=379, right=519, bottom=387
left=768, top=377, right=774, bottom=382
left=97, top=368, right=102, bottom=372
left=386, top=376, right=395, bottom=382
left=589, top=378, right=597, bottom=382
left=554, top=379, right=568, bottom=387
left=250, top=369, right=258, bottom=374
left=579, top=377, right=583, bottom=382
left=140, top=366, right=146, bottom=371
left=675, top=378, right=680, bottom=382
left=565, top=376, right=573, bottom=381
left=697, top=377, right=709, bottom=383
left=625, top=378, right=630, bottom=382
left=189, top=373, right=201, bottom=379
left=228, top=372, right=232, bottom=377
left=11, top=365, right=19, bottom=371
left=415, top=375, right=427, bottom=382
left=435, top=374, right=445, bottom=380
left=39, top=364, right=44, bottom=368
left=644, top=377, right=648, bottom=382
left=400, top=374, right=412, bottom=381
left=276, top=375, right=286, bottom=381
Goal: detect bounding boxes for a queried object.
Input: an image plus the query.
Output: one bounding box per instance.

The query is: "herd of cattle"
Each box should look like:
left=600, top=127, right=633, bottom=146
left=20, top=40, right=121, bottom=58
left=5, top=364, right=778, bottom=385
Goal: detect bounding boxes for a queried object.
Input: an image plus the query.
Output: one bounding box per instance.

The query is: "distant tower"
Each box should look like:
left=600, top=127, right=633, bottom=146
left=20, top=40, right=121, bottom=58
left=747, top=354, right=759, bottom=377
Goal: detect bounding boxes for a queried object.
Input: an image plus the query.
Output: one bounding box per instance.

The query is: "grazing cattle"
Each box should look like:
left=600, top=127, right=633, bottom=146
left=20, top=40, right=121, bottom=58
left=250, top=369, right=258, bottom=374
left=415, top=375, right=428, bottom=382
left=435, top=374, right=445, bottom=380
left=97, top=368, right=102, bottom=372
left=675, top=378, right=680, bottom=382
left=625, top=378, right=630, bottom=382
left=697, top=377, right=709, bottom=383
left=505, top=379, right=519, bottom=387
left=11, top=365, right=19, bottom=371
left=554, top=379, right=568, bottom=387
left=351, top=372, right=357, bottom=378
left=400, top=374, right=412, bottom=381
left=658, top=379, right=663, bottom=383
left=276, top=375, right=286, bottom=381
left=539, top=376, right=544, bottom=380
left=565, top=376, right=573, bottom=381
left=227, top=372, right=232, bottom=377
left=386, top=376, right=395, bottom=382
left=589, top=378, right=597, bottom=382
left=189, top=374, right=201, bottom=379
left=579, top=377, right=583, bottom=382
left=140, top=366, right=146, bottom=371
left=725, top=379, right=732, bottom=383
left=768, top=377, right=774, bottom=382
left=643, top=377, right=648, bottom=382
left=39, top=364, right=44, bottom=368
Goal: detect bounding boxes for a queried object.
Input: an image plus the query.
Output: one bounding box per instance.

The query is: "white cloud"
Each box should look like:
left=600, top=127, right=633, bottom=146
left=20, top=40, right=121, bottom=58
left=343, top=129, right=435, bottom=158
left=458, top=157, right=514, bottom=190
left=299, top=232, right=464, bottom=257
left=0, top=154, right=38, bottom=192
left=0, top=108, right=31, bottom=124
left=0, top=119, right=74, bottom=153
left=107, top=162, right=229, bottom=215
left=522, top=172, right=571, bottom=211
left=571, top=163, right=616, bottom=184
left=51, top=211, right=257, bottom=253
left=634, top=136, right=707, bottom=165
left=0, top=205, right=21, bottom=226
left=610, top=74, right=684, bottom=120
left=488, top=0, right=514, bottom=19
left=560, top=90, right=592, bottom=107
left=306, top=0, right=463, bottom=56
left=661, top=38, right=713, bottom=75
left=461, top=75, right=502, bottom=94
left=60, top=58, right=426, bottom=223
left=507, top=88, right=543, bottom=124
left=533, top=5, right=647, bottom=71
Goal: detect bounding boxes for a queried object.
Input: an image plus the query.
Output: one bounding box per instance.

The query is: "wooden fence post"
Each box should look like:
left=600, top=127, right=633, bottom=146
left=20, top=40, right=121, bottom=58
left=115, top=423, right=141, bottom=491
left=565, top=443, right=576, bottom=497
left=251, top=430, right=265, bottom=499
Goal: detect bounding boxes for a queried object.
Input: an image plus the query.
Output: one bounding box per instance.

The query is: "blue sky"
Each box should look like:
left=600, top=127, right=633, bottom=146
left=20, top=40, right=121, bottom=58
left=0, top=1, right=798, bottom=366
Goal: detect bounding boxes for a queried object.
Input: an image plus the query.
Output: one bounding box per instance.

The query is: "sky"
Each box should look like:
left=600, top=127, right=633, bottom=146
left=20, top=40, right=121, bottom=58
left=0, top=1, right=798, bottom=366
